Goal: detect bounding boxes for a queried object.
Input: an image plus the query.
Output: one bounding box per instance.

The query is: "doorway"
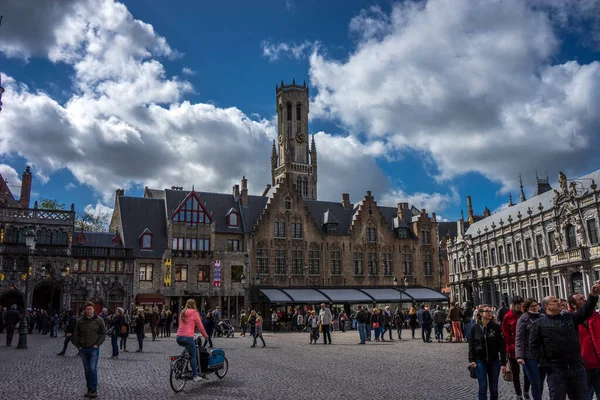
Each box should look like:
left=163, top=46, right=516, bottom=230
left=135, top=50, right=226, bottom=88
left=32, top=282, right=62, bottom=313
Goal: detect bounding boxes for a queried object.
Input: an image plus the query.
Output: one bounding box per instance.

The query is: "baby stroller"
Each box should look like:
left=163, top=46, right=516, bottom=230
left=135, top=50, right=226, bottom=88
left=216, top=320, right=235, bottom=338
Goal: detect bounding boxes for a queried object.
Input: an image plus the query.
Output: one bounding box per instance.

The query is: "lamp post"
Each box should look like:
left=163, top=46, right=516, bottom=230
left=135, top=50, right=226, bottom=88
left=17, top=228, right=36, bottom=349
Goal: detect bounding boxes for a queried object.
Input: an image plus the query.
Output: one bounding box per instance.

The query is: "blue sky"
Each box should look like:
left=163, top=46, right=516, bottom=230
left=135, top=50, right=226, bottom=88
left=0, top=0, right=599, bottom=222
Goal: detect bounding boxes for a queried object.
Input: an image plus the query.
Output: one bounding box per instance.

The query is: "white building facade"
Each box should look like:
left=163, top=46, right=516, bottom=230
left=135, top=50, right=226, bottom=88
left=448, top=170, right=600, bottom=306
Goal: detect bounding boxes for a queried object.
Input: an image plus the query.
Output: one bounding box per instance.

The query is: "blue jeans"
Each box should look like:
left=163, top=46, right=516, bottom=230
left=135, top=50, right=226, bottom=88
left=357, top=323, right=366, bottom=343
left=111, top=334, right=118, bottom=356
left=435, top=322, right=444, bottom=341
left=176, top=336, right=198, bottom=378
left=366, top=323, right=372, bottom=340
left=546, top=365, right=587, bottom=400
left=79, top=347, right=99, bottom=392
left=465, top=319, right=473, bottom=341
left=374, top=326, right=381, bottom=340
left=522, top=359, right=546, bottom=400
left=136, top=332, right=143, bottom=351
left=476, top=360, right=501, bottom=400
left=587, top=368, right=600, bottom=400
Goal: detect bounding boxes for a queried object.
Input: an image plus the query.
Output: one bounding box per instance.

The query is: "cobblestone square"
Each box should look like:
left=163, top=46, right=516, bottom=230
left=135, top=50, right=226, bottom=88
left=0, top=329, right=547, bottom=400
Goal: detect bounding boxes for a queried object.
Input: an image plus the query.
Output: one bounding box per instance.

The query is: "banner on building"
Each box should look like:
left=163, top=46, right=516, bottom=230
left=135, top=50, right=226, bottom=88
left=164, top=258, right=172, bottom=287
left=214, top=260, right=221, bottom=287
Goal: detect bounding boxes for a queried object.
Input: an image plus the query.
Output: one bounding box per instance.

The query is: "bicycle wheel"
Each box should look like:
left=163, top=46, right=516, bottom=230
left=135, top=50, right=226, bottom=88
left=215, top=357, right=228, bottom=379
left=170, top=359, right=188, bottom=393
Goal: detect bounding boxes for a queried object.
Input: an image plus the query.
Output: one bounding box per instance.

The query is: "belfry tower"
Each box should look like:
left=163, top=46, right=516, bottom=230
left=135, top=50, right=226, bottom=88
left=271, top=79, right=317, bottom=200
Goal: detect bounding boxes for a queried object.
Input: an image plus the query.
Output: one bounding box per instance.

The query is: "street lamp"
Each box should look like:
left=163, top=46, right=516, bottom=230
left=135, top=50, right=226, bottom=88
left=17, top=228, right=36, bottom=349
left=393, top=275, right=398, bottom=287
left=403, top=276, right=408, bottom=291
left=255, top=272, right=261, bottom=285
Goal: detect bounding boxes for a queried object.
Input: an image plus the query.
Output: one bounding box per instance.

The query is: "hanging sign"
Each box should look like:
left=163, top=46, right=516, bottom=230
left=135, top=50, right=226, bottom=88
left=164, top=258, right=172, bottom=287
left=214, top=260, right=221, bottom=287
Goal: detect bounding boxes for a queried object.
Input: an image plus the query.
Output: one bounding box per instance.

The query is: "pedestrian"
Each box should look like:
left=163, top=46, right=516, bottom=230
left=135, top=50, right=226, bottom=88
left=355, top=306, right=368, bottom=345
left=271, top=310, right=278, bottom=333
left=240, top=310, right=248, bottom=337
left=393, top=308, right=404, bottom=340
left=109, top=307, right=124, bottom=359
left=252, top=312, right=266, bottom=348
left=73, top=301, right=106, bottom=398
left=159, top=310, right=167, bottom=338
left=468, top=304, right=507, bottom=400
left=433, top=305, right=447, bottom=343
left=463, top=301, right=474, bottom=341
left=449, top=302, right=463, bottom=343
left=569, top=291, right=600, bottom=399
left=166, top=311, right=173, bottom=337
left=530, top=282, right=600, bottom=400
left=365, top=307, right=372, bottom=341
left=150, top=306, right=159, bottom=341
left=319, top=303, right=333, bottom=345
left=501, top=296, right=530, bottom=400
left=515, top=298, right=546, bottom=400
left=383, top=306, right=393, bottom=340
left=203, top=311, right=215, bottom=348
left=57, top=310, right=77, bottom=356
left=421, top=306, right=433, bottom=343
left=134, top=309, right=145, bottom=352
left=213, top=306, right=221, bottom=337
left=0, top=306, right=6, bottom=334
left=296, top=311, right=304, bottom=333
left=371, top=308, right=382, bottom=342
left=4, top=304, right=20, bottom=346
left=52, top=313, right=60, bottom=338
left=408, top=307, right=418, bottom=339
left=120, top=309, right=130, bottom=352
left=308, top=310, right=319, bottom=344
left=497, top=301, right=509, bottom=325
left=417, top=304, right=425, bottom=341
left=175, top=299, right=209, bottom=382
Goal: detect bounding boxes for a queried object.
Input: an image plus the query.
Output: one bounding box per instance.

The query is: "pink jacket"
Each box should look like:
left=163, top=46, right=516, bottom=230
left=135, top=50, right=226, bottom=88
left=176, top=309, right=208, bottom=338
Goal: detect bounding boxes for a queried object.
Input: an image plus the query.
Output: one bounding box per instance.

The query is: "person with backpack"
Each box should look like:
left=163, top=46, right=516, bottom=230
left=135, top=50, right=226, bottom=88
left=433, top=305, right=447, bottom=343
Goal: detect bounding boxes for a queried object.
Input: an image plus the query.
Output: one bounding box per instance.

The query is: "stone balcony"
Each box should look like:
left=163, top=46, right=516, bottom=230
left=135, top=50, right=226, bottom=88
left=0, top=206, right=75, bottom=226
left=551, top=247, right=585, bottom=266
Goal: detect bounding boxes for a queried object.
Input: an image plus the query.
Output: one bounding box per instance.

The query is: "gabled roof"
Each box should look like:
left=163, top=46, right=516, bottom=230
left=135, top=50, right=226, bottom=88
left=322, top=209, right=340, bottom=225
left=305, top=200, right=354, bottom=235
left=163, top=189, right=267, bottom=233
left=466, top=168, right=600, bottom=237
left=72, top=231, right=126, bottom=248
left=138, top=228, right=153, bottom=238
left=226, top=207, right=239, bottom=216
left=118, top=196, right=167, bottom=258
left=169, top=190, right=214, bottom=223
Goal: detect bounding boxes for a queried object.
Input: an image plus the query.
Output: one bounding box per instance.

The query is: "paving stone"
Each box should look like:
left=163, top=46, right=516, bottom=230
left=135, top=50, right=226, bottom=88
left=0, top=329, right=549, bottom=399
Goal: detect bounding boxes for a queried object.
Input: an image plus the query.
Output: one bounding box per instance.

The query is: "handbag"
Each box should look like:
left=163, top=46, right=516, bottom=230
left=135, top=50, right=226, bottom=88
left=372, top=322, right=380, bottom=329
left=107, top=326, right=116, bottom=337
left=502, top=363, right=513, bottom=382
left=467, top=365, right=477, bottom=379
left=120, top=325, right=127, bottom=335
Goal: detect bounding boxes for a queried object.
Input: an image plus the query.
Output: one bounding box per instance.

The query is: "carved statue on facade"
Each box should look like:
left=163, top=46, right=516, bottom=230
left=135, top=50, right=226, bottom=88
left=559, top=171, right=568, bottom=193
left=554, top=230, right=563, bottom=252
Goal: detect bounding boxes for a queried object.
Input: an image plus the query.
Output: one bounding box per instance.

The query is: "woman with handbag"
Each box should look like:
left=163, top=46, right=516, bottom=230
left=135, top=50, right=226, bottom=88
left=308, top=310, right=319, bottom=344
left=371, top=308, right=382, bottom=342
left=109, top=308, right=124, bottom=359
left=120, top=309, right=130, bottom=352
left=468, top=304, right=507, bottom=400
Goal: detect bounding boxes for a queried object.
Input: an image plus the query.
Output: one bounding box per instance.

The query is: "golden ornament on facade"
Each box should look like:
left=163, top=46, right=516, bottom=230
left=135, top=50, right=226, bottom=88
left=21, top=273, right=27, bottom=281
left=0, top=272, right=4, bottom=281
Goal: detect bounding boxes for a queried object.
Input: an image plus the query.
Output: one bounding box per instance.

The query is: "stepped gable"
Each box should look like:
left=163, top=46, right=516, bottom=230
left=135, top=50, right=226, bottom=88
left=118, top=196, right=167, bottom=258
left=466, top=168, right=600, bottom=236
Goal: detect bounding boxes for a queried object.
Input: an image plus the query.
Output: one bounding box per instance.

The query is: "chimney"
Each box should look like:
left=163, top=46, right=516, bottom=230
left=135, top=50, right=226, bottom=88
left=397, top=203, right=404, bottom=220
left=262, top=184, right=272, bottom=197
left=233, top=184, right=240, bottom=200
left=241, top=176, right=248, bottom=206
left=19, top=166, right=32, bottom=209
left=342, top=193, right=351, bottom=209
left=432, top=212, right=436, bottom=222
left=366, top=190, right=372, bottom=198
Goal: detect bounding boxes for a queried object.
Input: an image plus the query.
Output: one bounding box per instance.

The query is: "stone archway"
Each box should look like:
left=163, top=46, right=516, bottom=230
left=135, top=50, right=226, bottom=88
left=32, top=281, right=62, bottom=313
left=0, top=289, right=24, bottom=310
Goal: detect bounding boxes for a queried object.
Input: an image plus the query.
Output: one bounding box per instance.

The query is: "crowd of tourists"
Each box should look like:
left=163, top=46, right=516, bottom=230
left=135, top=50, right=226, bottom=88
left=467, top=281, right=600, bottom=400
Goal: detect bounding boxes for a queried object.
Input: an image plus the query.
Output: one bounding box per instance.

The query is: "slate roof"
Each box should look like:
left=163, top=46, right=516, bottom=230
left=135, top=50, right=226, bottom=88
left=437, top=221, right=469, bottom=239
left=118, top=196, right=167, bottom=258
left=163, top=189, right=267, bottom=234
left=72, top=231, right=124, bottom=248
left=466, top=168, right=600, bottom=237
left=305, top=200, right=355, bottom=235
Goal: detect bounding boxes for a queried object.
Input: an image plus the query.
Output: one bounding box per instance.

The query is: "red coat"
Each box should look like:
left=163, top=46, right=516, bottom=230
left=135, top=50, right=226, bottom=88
left=578, top=311, right=600, bottom=370
left=501, top=309, right=520, bottom=359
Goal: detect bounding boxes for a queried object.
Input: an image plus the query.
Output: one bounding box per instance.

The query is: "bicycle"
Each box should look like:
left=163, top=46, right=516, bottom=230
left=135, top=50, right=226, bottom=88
left=170, top=341, right=228, bottom=393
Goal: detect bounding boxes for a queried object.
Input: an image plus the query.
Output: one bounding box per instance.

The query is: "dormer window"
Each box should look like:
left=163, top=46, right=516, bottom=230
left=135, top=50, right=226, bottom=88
left=226, top=208, right=240, bottom=228
left=139, top=228, right=154, bottom=250
left=326, top=224, right=338, bottom=235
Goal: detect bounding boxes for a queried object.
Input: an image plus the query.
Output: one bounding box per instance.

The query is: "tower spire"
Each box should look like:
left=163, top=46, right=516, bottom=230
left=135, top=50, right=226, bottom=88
left=508, top=193, right=514, bottom=207
left=310, top=134, right=317, bottom=165
left=519, top=173, right=526, bottom=202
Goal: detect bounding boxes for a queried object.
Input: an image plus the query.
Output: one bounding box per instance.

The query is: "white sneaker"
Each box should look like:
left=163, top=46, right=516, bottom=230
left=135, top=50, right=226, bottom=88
left=193, top=376, right=202, bottom=382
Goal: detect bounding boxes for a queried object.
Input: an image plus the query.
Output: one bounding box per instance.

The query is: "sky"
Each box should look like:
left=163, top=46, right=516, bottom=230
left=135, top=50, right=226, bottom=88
left=0, top=0, right=599, bottom=223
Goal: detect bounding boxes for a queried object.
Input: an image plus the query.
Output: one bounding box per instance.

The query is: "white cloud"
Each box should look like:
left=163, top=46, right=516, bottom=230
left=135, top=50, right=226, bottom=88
left=65, top=182, right=77, bottom=190
left=84, top=202, right=114, bottom=219
left=182, top=67, right=196, bottom=76
left=378, top=186, right=459, bottom=215
left=309, top=0, right=600, bottom=193
left=0, top=164, right=22, bottom=195
left=261, top=40, right=318, bottom=62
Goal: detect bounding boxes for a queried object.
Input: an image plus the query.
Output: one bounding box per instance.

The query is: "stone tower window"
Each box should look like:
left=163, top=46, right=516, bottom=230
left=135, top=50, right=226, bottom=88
left=296, top=103, right=301, bottom=120
left=286, top=102, right=292, bottom=120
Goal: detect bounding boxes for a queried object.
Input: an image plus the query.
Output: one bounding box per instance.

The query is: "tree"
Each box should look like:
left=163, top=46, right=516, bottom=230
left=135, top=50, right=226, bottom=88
left=35, top=198, right=109, bottom=232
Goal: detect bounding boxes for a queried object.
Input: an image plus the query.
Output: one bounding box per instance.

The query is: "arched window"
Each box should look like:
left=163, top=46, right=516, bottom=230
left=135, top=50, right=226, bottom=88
left=296, top=177, right=302, bottom=195
left=141, top=233, right=153, bottom=249
left=228, top=212, right=239, bottom=227
left=296, top=103, right=301, bottom=120
left=303, top=177, right=308, bottom=197
left=284, top=197, right=291, bottom=210
left=286, top=102, right=292, bottom=121
left=566, top=224, right=577, bottom=249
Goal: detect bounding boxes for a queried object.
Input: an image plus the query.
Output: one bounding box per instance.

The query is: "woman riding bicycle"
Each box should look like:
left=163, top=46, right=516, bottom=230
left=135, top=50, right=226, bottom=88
left=176, top=299, right=209, bottom=382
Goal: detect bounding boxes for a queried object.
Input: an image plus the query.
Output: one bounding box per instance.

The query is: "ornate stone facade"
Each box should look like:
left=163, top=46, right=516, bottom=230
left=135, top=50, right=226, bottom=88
left=448, top=170, right=600, bottom=306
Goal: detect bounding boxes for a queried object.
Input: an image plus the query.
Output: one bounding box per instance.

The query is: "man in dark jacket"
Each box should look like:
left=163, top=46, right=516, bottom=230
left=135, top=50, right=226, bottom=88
left=355, top=306, right=368, bottom=345
left=530, top=281, right=600, bottom=400
left=421, top=306, right=433, bottom=343
left=57, top=310, right=77, bottom=356
left=74, top=301, right=106, bottom=399
left=5, top=304, right=20, bottom=346
left=497, top=301, right=509, bottom=325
